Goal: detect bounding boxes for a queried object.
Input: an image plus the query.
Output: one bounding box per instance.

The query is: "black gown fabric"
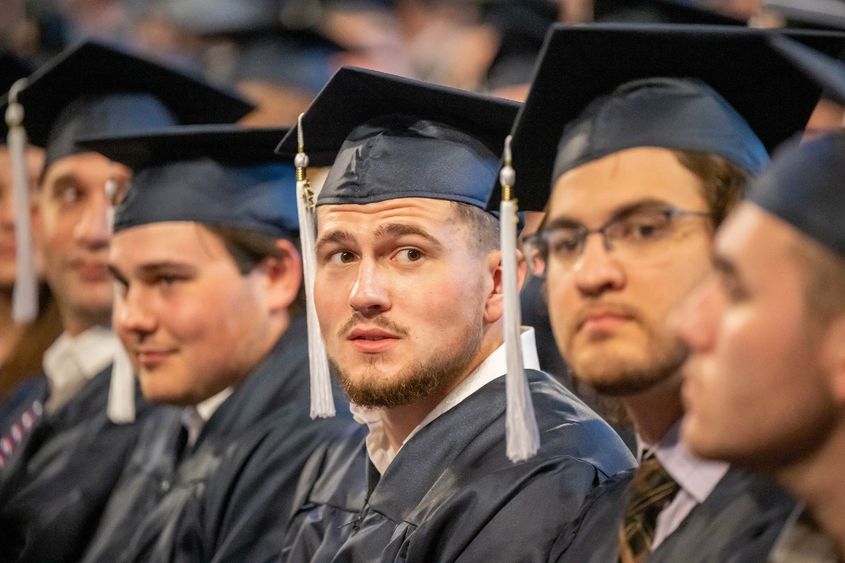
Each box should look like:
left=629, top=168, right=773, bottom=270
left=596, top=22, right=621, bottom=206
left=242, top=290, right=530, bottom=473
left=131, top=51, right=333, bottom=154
left=550, top=467, right=796, bottom=562
left=0, top=365, right=147, bottom=563
left=82, top=315, right=354, bottom=563
left=283, top=369, right=636, bottom=563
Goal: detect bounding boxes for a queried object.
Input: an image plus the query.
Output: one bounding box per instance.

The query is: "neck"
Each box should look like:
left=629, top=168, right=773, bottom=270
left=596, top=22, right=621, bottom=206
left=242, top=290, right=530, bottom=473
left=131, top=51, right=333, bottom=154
left=774, top=421, right=845, bottom=555
left=0, top=287, right=27, bottom=364
left=59, top=306, right=109, bottom=338
left=622, top=372, right=685, bottom=446
left=380, top=331, right=503, bottom=452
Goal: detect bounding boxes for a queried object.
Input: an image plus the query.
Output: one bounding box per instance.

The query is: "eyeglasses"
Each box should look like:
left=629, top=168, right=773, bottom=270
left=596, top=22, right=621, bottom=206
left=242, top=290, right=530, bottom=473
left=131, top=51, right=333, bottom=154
left=523, top=206, right=711, bottom=277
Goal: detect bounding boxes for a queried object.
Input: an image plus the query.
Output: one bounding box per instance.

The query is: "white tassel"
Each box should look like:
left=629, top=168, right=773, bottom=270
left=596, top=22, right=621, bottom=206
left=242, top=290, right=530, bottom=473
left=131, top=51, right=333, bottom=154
left=6, top=78, right=37, bottom=324
left=500, top=136, right=539, bottom=462
left=295, top=113, right=335, bottom=419
left=107, top=340, right=136, bottom=424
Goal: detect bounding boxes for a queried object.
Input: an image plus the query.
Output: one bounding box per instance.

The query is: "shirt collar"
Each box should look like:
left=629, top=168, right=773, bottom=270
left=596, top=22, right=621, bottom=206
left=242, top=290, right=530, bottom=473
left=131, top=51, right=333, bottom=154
left=42, top=326, right=119, bottom=412
left=352, top=327, right=540, bottom=474
left=182, top=387, right=234, bottom=447
left=639, top=418, right=729, bottom=504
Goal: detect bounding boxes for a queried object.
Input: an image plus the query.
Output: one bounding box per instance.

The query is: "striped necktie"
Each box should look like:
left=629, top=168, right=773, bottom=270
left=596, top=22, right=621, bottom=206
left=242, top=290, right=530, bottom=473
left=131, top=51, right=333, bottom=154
left=619, top=453, right=680, bottom=563
left=0, top=398, right=44, bottom=468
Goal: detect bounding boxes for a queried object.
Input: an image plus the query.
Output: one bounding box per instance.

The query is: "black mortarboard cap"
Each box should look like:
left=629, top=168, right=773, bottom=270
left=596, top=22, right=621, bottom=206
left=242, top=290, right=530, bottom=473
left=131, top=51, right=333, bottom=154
left=0, top=51, right=30, bottom=96
left=1, top=40, right=253, bottom=167
left=277, top=66, right=520, bottom=210
left=749, top=131, right=845, bottom=258
left=595, top=0, right=746, bottom=25
left=79, top=125, right=297, bottom=239
left=770, top=35, right=845, bottom=107
left=491, top=24, right=845, bottom=212
left=0, top=51, right=31, bottom=141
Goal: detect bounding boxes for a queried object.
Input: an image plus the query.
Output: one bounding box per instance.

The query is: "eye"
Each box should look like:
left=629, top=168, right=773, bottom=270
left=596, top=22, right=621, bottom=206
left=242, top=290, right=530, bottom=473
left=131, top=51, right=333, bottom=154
left=718, top=275, right=748, bottom=303
left=395, top=248, right=423, bottom=264
left=616, top=211, right=671, bottom=242
left=57, top=185, right=83, bottom=205
left=547, top=229, right=583, bottom=257
left=328, top=250, right=358, bottom=265
left=155, top=274, right=184, bottom=287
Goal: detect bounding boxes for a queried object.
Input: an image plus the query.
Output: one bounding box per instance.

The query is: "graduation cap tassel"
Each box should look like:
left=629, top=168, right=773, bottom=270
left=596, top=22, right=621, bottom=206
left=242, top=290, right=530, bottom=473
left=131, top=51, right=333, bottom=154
left=106, top=174, right=135, bottom=424
left=295, top=113, right=335, bottom=419
left=6, top=78, right=38, bottom=324
left=108, top=340, right=136, bottom=424
left=500, top=136, right=539, bottom=463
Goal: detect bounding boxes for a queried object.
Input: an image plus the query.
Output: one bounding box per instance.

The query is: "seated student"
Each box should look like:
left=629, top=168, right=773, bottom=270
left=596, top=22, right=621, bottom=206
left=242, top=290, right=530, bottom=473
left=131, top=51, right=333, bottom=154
left=0, top=52, right=64, bottom=407
left=677, top=37, right=845, bottom=562
left=485, top=24, right=843, bottom=562
left=78, top=125, right=353, bottom=563
left=278, top=66, right=635, bottom=563
left=0, top=40, right=251, bottom=563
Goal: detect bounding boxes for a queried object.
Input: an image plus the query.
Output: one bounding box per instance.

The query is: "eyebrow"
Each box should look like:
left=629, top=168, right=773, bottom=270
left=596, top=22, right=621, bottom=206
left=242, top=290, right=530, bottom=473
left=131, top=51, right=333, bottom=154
left=315, top=223, right=443, bottom=253
left=374, top=223, right=443, bottom=249
left=108, top=261, right=197, bottom=282
left=545, top=198, right=676, bottom=230
left=315, top=230, right=354, bottom=254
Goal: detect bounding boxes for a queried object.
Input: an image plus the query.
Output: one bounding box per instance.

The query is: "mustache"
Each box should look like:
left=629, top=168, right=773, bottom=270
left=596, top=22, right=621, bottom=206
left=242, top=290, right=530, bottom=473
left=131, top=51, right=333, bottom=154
left=337, top=312, right=410, bottom=339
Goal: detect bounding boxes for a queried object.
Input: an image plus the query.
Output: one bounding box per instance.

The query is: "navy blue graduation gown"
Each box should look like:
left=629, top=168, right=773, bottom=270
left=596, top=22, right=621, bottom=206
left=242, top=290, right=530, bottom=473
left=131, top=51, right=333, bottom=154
left=283, top=369, right=636, bottom=562
left=81, top=315, right=354, bottom=563
left=0, top=365, right=147, bottom=563
left=550, top=467, right=796, bottom=562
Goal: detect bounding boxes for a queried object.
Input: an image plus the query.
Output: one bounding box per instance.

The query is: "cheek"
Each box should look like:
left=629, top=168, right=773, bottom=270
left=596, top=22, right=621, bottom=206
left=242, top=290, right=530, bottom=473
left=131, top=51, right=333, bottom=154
left=314, top=270, right=352, bottom=331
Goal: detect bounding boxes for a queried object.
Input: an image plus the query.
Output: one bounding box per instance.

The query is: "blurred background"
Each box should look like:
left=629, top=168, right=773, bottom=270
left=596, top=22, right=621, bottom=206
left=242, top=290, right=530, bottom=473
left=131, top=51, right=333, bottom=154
left=3, top=0, right=843, bottom=123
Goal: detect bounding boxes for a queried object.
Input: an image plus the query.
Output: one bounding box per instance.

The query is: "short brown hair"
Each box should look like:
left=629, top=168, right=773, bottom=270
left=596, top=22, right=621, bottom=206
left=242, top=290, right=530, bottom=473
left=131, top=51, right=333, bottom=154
left=450, top=201, right=500, bottom=254
left=792, top=232, right=845, bottom=325
left=673, top=151, right=751, bottom=228
left=204, top=224, right=305, bottom=315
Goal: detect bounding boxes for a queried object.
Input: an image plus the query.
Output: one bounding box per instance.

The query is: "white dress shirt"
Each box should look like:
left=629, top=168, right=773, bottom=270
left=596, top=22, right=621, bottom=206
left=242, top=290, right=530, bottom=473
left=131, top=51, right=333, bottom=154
left=352, top=328, right=541, bottom=474
left=42, top=326, right=119, bottom=414
left=181, top=387, right=234, bottom=448
left=637, top=419, right=730, bottom=550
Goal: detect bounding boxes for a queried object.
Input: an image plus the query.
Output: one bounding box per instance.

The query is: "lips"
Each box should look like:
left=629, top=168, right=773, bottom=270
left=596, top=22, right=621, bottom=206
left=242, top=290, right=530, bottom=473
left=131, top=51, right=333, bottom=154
left=575, top=304, right=636, bottom=334
left=69, top=258, right=109, bottom=282
left=135, top=348, right=176, bottom=368
left=346, top=327, right=401, bottom=353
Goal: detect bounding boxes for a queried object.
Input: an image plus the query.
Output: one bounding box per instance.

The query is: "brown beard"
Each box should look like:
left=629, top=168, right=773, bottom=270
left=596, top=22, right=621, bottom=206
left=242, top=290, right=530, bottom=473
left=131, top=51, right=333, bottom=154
left=331, top=314, right=484, bottom=409
left=576, top=336, right=689, bottom=397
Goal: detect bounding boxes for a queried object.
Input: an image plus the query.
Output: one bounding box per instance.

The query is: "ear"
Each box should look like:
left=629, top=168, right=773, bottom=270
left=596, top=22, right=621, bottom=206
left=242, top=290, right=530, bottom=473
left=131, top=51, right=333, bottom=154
left=259, top=239, right=303, bottom=313
left=483, top=248, right=527, bottom=324
left=821, top=313, right=845, bottom=406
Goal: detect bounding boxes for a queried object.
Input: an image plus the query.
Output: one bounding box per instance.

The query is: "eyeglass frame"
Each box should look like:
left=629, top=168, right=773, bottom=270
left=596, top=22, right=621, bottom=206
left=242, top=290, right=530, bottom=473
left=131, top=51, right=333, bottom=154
left=522, top=204, right=712, bottom=278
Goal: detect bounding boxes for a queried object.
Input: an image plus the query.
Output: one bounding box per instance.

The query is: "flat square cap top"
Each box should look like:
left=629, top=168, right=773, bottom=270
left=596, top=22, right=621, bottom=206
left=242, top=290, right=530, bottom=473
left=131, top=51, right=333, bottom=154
left=1, top=40, right=253, bottom=165
left=79, top=125, right=297, bottom=238
left=277, top=66, right=520, bottom=210
left=496, top=24, right=845, bottom=212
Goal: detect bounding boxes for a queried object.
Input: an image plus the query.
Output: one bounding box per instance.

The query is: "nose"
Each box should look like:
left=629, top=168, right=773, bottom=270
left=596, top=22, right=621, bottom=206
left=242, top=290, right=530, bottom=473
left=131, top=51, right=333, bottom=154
left=73, top=190, right=110, bottom=250
left=114, top=285, right=157, bottom=339
left=348, top=259, right=391, bottom=318
left=672, top=276, right=721, bottom=353
left=571, top=234, right=625, bottom=297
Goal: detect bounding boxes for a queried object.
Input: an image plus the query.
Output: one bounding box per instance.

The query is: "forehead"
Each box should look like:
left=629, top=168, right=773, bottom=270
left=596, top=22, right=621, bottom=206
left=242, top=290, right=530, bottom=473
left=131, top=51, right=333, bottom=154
left=111, top=221, right=228, bottom=265
left=316, top=197, right=459, bottom=236
left=42, top=152, right=131, bottom=186
left=547, top=146, right=708, bottom=222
